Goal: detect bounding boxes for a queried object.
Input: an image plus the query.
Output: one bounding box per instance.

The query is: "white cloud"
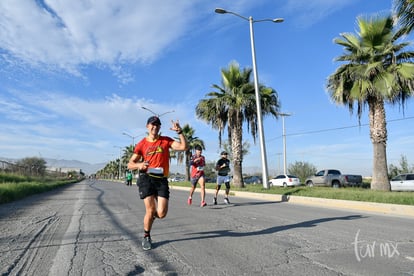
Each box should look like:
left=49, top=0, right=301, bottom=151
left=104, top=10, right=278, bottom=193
left=0, top=0, right=373, bottom=76
left=0, top=92, right=56, bottom=122
left=4, top=89, right=186, bottom=134
left=281, top=0, right=359, bottom=28
left=0, top=0, right=197, bottom=78
left=0, top=88, right=193, bottom=163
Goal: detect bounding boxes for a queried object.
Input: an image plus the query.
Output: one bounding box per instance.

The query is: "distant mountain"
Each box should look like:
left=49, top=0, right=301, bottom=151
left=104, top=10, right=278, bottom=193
left=44, top=158, right=106, bottom=175
left=0, top=157, right=106, bottom=175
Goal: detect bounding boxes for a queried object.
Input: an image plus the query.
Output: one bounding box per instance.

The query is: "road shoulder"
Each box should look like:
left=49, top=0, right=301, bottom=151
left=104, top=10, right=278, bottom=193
left=170, top=185, right=414, bottom=218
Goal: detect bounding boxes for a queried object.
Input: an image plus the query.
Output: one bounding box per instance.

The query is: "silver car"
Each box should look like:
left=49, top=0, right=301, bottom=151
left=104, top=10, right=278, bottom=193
left=390, top=173, right=414, bottom=191
left=269, top=174, right=301, bottom=187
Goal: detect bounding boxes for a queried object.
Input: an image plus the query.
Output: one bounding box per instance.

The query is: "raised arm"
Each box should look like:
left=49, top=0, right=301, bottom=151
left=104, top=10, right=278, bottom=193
left=170, top=120, right=188, bottom=151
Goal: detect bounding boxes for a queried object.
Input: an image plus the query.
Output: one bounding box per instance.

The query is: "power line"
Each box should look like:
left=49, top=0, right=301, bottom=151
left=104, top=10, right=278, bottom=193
left=267, top=116, right=414, bottom=141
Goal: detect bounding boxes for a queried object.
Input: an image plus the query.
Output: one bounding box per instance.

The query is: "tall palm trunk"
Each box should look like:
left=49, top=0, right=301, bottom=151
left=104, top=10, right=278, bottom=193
left=185, top=150, right=191, bottom=181
left=368, top=98, right=390, bottom=191
left=230, top=112, right=244, bottom=188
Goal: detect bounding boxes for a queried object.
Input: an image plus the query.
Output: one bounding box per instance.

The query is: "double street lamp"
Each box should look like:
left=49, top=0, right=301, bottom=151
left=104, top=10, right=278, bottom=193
left=215, top=8, right=284, bottom=189
left=142, top=106, right=175, bottom=118
left=122, top=132, right=140, bottom=146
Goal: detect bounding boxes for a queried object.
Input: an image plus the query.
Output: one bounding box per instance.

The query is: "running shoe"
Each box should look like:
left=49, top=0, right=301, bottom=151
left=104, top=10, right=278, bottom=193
left=224, top=197, right=230, bottom=204
left=201, top=201, right=207, bottom=207
left=142, top=236, right=152, bottom=251
left=213, top=197, right=217, bottom=205
left=187, top=197, right=192, bottom=205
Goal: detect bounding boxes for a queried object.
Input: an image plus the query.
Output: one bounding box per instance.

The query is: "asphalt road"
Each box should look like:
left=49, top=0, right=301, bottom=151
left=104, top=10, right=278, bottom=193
left=1, top=179, right=413, bottom=275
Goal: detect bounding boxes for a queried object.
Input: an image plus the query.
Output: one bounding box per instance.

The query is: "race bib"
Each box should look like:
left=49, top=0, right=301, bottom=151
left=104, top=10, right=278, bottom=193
left=148, top=167, right=164, bottom=174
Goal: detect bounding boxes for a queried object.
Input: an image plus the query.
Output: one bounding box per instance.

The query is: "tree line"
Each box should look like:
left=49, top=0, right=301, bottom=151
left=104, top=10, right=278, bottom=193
left=0, top=157, right=83, bottom=179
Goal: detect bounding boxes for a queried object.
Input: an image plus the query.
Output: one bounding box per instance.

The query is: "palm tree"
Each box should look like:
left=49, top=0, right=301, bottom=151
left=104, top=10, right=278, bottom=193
left=174, top=124, right=205, bottom=181
left=222, top=140, right=250, bottom=162
left=394, top=0, right=414, bottom=34
left=122, top=145, right=134, bottom=168
left=327, top=14, right=414, bottom=191
left=196, top=61, right=280, bottom=188
left=102, top=160, right=118, bottom=179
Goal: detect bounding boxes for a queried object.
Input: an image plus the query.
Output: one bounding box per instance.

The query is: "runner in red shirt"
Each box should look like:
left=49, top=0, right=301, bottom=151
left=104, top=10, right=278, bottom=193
left=187, top=145, right=206, bottom=207
left=128, top=116, right=188, bottom=250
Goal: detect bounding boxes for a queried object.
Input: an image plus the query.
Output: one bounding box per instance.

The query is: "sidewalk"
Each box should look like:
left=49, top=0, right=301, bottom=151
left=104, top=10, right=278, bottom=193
left=170, top=185, right=414, bottom=219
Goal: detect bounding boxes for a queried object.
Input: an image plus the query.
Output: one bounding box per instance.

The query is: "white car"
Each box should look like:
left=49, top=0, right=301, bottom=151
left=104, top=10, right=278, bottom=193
left=269, top=174, right=301, bottom=187
left=390, top=173, right=414, bottom=191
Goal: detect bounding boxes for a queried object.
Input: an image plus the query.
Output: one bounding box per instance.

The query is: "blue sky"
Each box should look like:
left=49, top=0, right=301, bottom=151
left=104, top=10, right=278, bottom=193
left=1, top=0, right=413, bottom=176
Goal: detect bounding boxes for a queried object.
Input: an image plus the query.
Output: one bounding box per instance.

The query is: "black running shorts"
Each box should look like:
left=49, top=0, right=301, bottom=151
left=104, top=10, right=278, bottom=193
left=137, top=174, right=170, bottom=200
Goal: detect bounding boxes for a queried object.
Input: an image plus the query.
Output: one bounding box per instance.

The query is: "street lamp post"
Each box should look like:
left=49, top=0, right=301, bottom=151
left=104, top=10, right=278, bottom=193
left=215, top=8, right=284, bottom=189
left=276, top=152, right=282, bottom=175
left=278, top=112, right=291, bottom=175
left=122, top=132, right=140, bottom=146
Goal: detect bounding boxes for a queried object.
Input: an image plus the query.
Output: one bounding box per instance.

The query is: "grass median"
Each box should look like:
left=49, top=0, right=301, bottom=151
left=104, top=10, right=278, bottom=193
left=170, top=181, right=414, bottom=206
left=0, top=173, right=79, bottom=204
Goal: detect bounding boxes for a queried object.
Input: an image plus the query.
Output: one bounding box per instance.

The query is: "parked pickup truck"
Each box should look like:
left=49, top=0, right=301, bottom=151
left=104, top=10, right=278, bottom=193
left=305, top=169, right=362, bottom=188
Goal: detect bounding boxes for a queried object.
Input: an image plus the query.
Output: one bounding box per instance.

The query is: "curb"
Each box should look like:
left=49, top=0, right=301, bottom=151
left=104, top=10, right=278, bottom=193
left=170, top=185, right=414, bottom=218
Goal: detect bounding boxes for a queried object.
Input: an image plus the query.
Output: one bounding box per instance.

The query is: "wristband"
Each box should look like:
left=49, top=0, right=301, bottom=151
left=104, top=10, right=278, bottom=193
left=177, top=130, right=183, bottom=135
